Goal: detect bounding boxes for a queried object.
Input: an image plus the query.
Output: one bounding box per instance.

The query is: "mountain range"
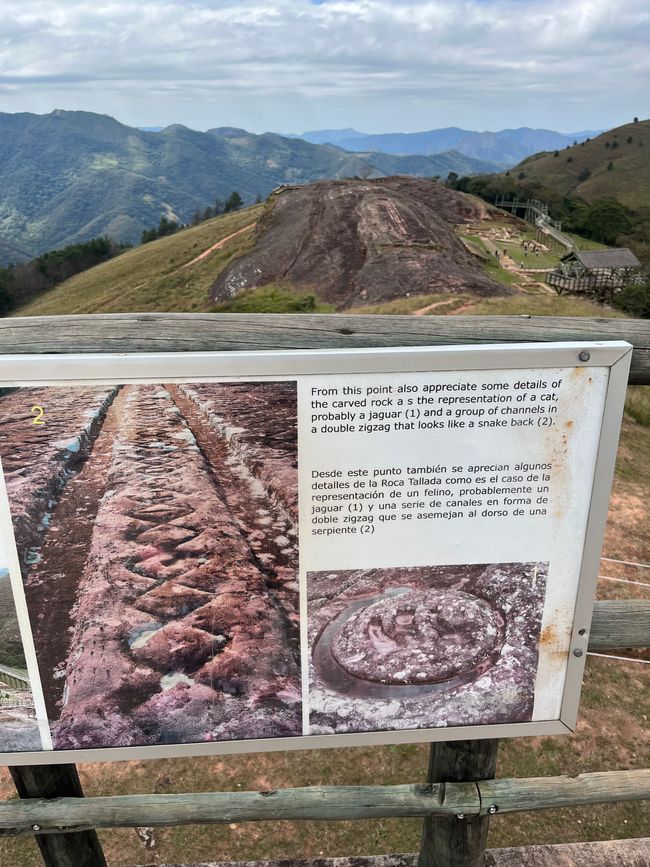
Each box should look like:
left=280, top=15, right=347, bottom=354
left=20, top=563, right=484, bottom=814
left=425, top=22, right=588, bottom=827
left=0, top=111, right=497, bottom=262
left=293, top=127, right=602, bottom=167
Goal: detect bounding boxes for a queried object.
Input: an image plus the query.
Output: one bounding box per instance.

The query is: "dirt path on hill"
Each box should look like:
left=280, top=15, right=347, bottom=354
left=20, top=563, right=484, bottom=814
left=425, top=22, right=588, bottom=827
left=177, top=222, right=257, bottom=271
left=0, top=382, right=300, bottom=749
left=413, top=298, right=480, bottom=316
left=413, top=298, right=460, bottom=316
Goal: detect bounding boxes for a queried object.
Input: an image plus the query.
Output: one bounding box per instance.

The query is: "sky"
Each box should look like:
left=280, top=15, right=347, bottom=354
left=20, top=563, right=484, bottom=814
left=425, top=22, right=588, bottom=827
left=0, top=0, right=648, bottom=134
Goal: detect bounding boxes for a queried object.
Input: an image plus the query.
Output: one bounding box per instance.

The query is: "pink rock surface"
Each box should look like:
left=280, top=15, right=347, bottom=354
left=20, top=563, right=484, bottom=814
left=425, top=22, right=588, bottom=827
left=3, top=381, right=300, bottom=750
left=0, top=386, right=118, bottom=559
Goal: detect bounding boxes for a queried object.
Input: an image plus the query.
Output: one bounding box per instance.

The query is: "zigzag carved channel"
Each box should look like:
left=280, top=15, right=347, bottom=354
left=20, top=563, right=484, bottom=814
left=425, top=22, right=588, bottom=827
left=0, top=382, right=300, bottom=749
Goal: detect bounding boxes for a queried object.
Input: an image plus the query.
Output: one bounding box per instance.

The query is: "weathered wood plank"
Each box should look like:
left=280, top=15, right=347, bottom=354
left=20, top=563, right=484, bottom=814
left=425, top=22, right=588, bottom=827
left=9, top=764, right=107, bottom=866
left=477, top=769, right=650, bottom=815
left=140, top=839, right=650, bottom=867
left=0, top=770, right=647, bottom=838
left=589, top=600, right=650, bottom=650
left=0, top=783, right=478, bottom=837
left=0, top=314, right=649, bottom=383
left=418, top=739, right=498, bottom=867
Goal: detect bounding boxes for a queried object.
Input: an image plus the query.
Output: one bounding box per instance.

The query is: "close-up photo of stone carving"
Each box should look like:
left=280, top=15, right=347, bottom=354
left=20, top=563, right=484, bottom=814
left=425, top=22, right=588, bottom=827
left=308, top=562, right=548, bottom=734
left=0, top=381, right=300, bottom=750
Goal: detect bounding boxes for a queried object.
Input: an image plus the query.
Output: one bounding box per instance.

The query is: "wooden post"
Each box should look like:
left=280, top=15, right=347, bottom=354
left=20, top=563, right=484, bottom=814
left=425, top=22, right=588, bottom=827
left=418, top=739, right=499, bottom=867
left=10, top=764, right=107, bottom=867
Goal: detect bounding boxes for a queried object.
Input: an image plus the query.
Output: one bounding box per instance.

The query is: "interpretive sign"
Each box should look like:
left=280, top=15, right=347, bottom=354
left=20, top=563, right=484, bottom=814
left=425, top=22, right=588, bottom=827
left=0, top=341, right=631, bottom=764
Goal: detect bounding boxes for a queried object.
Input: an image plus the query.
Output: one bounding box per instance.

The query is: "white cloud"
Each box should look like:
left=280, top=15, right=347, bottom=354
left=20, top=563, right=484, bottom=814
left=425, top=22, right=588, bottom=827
left=0, top=0, right=648, bottom=131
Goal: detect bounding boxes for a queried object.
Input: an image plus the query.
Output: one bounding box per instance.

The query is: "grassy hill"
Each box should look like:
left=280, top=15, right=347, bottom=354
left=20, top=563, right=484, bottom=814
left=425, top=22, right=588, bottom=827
left=512, top=119, right=650, bottom=208
left=14, top=182, right=632, bottom=319
left=0, top=110, right=496, bottom=263
left=13, top=207, right=264, bottom=316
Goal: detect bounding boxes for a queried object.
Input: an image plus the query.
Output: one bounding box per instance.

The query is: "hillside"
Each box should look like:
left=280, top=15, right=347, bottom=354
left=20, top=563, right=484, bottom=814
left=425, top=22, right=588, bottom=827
left=0, top=111, right=495, bottom=263
left=357, top=150, right=498, bottom=178
left=15, top=178, right=517, bottom=315
left=509, top=119, right=650, bottom=208
left=211, top=178, right=511, bottom=309
left=12, top=207, right=264, bottom=316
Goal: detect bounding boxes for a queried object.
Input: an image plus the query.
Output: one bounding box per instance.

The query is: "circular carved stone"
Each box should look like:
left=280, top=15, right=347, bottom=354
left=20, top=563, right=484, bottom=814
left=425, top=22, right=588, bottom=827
left=330, top=589, right=503, bottom=684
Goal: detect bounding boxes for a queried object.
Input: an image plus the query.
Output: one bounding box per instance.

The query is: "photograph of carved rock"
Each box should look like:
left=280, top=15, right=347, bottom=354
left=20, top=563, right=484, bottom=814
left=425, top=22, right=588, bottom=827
left=308, top=562, right=548, bottom=735
left=0, top=564, right=41, bottom=752
left=0, top=381, right=300, bottom=749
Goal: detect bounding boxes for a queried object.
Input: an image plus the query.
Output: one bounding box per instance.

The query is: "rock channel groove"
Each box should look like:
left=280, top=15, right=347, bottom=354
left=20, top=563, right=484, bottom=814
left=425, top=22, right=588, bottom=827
left=0, top=382, right=301, bottom=749
left=166, top=385, right=299, bottom=663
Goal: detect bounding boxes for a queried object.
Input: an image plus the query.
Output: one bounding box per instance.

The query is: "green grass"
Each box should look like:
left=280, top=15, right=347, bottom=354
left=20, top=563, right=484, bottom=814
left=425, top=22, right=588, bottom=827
left=466, top=293, right=625, bottom=317
left=459, top=231, right=556, bottom=286
left=483, top=259, right=521, bottom=287
left=624, top=385, right=650, bottom=427
left=211, top=284, right=334, bottom=314
left=346, top=293, right=467, bottom=315
left=348, top=290, right=626, bottom=319
left=12, top=206, right=264, bottom=316
left=564, top=232, right=609, bottom=251
left=498, top=240, right=560, bottom=270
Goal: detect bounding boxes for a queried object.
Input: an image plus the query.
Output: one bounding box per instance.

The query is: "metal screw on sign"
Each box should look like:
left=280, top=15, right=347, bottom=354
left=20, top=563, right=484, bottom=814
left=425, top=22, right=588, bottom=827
left=573, top=649, right=584, bottom=657
left=487, top=805, right=499, bottom=814
left=578, top=350, right=591, bottom=362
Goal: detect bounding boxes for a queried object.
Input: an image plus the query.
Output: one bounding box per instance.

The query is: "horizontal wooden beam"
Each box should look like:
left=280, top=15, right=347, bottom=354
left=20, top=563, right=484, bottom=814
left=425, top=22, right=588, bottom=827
left=128, top=839, right=650, bottom=867
left=590, top=600, right=650, bottom=650
left=0, top=783, right=477, bottom=837
left=477, top=769, right=650, bottom=815
left=1, top=314, right=649, bottom=384
left=0, top=770, right=647, bottom=837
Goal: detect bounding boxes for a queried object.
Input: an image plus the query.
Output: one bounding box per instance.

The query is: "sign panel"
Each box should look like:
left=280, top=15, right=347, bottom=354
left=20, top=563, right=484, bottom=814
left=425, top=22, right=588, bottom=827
left=0, top=341, right=631, bottom=764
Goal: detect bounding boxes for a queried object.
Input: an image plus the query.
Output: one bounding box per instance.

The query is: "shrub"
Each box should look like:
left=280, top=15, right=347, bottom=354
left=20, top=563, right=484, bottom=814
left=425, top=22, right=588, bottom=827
left=612, top=282, right=650, bottom=318
left=211, top=284, right=334, bottom=314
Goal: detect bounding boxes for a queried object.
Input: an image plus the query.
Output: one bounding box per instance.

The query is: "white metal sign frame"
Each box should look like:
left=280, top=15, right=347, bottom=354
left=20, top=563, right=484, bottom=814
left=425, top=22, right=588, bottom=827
left=0, top=340, right=632, bottom=765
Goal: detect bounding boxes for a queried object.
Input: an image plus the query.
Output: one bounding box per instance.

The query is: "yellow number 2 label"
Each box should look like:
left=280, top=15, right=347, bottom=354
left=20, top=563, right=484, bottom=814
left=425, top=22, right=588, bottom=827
left=31, top=405, right=45, bottom=425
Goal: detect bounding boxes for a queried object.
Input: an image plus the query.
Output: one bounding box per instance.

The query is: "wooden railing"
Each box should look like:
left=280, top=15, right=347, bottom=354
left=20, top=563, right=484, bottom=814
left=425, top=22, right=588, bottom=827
left=1, top=313, right=649, bottom=867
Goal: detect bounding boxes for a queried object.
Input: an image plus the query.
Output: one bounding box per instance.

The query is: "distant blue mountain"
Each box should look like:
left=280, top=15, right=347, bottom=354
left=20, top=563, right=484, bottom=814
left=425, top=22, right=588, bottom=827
left=288, top=127, right=366, bottom=145
left=296, top=126, right=602, bottom=168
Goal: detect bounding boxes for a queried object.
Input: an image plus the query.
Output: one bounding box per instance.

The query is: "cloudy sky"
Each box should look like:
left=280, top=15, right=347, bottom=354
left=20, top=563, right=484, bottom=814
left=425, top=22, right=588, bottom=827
left=0, top=0, right=648, bottom=134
